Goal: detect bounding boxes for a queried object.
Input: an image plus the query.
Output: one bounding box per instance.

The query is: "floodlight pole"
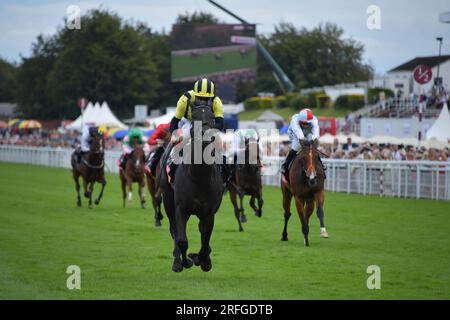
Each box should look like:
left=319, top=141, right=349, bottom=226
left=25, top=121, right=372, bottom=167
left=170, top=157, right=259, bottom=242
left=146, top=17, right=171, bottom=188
left=207, top=0, right=295, bottom=93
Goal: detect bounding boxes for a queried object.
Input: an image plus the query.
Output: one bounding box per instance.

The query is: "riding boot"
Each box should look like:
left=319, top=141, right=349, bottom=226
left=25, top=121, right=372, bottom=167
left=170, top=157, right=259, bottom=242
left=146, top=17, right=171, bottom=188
left=149, top=146, right=165, bottom=174
left=282, top=149, right=297, bottom=181
left=318, top=156, right=327, bottom=179
left=168, top=159, right=177, bottom=184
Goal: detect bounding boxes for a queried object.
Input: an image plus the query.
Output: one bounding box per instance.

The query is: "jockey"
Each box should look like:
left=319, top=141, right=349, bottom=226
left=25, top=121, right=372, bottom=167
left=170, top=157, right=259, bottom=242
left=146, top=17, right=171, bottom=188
left=167, top=78, right=230, bottom=183
left=231, top=128, right=259, bottom=163
left=77, top=124, right=104, bottom=164
left=146, top=123, right=171, bottom=175
left=282, top=108, right=325, bottom=179
left=118, top=128, right=143, bottom=169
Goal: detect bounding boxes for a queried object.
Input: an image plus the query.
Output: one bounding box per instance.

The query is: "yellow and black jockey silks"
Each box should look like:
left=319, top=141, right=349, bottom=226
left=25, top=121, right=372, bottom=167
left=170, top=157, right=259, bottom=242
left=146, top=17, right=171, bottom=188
left=174, top=90, right=224, bottom=121
left=193, top=78, right=215, bottom=98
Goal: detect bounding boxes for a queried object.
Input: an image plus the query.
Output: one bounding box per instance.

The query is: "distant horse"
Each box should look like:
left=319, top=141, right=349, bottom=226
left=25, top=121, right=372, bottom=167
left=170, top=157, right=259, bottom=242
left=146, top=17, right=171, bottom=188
left=120, top=145, right=146, bottom=209
left=71, top=132, right=106, bottom=208
left=160, top=106, right=223, bottom=272
left=145, top=148, right=165, bottom=226
left=227, top=139, right=263, bottom=232
left=281, top=139, right=328, bottom=246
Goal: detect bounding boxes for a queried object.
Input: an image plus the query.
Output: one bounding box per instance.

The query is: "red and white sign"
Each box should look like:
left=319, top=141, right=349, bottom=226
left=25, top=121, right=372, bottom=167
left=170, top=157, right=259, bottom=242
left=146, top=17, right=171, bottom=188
left=77, top=97, right=88, bottom=109
left=413, top=65, right=433, bottom=85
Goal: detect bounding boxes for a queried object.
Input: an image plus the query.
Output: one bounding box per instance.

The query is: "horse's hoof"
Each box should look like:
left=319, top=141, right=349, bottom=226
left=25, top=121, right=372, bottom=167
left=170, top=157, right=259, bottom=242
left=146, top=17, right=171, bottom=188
left=141, top=204, right=146, bottom=209
left=155, top=219, right=162, bottom=227
left=94, top=199, right=100, bottom=205
left=200, top=260, right=212, bottom=272
left=320, top=228, right=329, bottom=238
left=183, top=258, right=193, bottom=269
left=256, top=211, right=262, bottom=218
left=76, top=201, right=81, bottom=207
left=88, top=204, right=93, bottom=209
left=304, top=239, right=309, bottom=247
left=84, top=193, right=90, bottom=198
left=281, top=236, right=288, bottom=241
left=172, top=262, right=183, bottom=273
left=240, top=214, right=247, bottom=223
left=239, top=228, right=244, bottom=232
left=188, top=253, right=200, bottom=266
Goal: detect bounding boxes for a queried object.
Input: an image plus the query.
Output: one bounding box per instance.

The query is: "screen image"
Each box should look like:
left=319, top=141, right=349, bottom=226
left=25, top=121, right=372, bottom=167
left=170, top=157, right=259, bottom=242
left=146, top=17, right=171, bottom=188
left=171, top=24, right=257, bottom=83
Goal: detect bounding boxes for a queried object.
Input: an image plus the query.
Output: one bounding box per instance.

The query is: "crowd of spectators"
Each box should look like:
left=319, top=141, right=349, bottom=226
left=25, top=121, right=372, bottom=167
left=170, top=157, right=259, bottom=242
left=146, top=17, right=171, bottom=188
left=0, top=130, right=122, bottom=150
left=2, top=130, right=449, bottom=162
left=319, top=137, right=449, bottom=162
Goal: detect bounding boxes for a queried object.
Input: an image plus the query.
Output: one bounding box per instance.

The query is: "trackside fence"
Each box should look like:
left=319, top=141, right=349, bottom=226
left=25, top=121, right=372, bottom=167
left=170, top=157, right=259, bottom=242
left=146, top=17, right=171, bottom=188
left=1, top=145, right=449, bottom=200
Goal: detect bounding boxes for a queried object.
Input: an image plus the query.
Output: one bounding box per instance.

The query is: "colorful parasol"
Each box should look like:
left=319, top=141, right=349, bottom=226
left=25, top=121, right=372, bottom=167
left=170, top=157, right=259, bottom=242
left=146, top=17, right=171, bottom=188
left=18, top=120, right=42, bottom=129
left=0, top=120, right=8, bottom=129
left=8, top=118, right=21, bottom=128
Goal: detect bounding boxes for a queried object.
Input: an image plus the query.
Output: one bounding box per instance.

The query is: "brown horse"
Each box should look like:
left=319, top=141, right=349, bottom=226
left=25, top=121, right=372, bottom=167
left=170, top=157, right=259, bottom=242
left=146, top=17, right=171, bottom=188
left=281, top=139, right=328, bottom=246
left=227, top=139, right=263, bottom=232
left=71, top=132, right=106, bottom=208
left=120, top=145, right=146, bottom=209
left=145, top=148, right=164, bottom=226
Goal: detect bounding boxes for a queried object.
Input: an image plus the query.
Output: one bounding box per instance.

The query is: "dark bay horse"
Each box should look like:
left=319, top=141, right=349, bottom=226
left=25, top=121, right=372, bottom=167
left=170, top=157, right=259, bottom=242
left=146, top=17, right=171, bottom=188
left=71, top=132, right=106, bottom=208
left=120, top=145, right=146, bottom=209
left=160, top=106, right=223, bottom=272
left=227, top=139, right=263, bottom=232
left=281, top=139, right=328, bottom=246
left=145, top=148, right=165, bottom=226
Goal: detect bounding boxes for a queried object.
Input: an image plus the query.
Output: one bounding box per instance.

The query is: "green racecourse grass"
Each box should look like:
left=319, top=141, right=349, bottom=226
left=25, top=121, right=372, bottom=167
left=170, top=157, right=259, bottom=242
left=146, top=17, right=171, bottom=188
left=0, top=162, right=449, bottom=299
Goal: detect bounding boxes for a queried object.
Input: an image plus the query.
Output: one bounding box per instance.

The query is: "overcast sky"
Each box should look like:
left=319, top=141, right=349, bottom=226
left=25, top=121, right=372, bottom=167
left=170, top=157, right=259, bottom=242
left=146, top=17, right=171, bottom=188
left=0, top=0, right=449, bottom=74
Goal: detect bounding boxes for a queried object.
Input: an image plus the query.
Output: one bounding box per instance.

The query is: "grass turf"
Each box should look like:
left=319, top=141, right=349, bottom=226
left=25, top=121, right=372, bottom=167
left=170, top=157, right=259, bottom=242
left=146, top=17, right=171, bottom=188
left=0, top=162, right=449, bottom=299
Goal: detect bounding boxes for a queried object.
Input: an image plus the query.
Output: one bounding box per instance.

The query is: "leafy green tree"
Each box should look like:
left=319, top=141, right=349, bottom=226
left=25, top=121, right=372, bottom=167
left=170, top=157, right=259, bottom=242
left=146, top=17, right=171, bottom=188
left=46, top=9, right=160, bottom=119
left=0, top=57, right=18, bottom=102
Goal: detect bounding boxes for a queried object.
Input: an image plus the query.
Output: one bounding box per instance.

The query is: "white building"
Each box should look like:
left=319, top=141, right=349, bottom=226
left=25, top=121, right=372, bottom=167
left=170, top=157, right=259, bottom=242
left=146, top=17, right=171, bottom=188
left=373, top=55, right=450, bottom=94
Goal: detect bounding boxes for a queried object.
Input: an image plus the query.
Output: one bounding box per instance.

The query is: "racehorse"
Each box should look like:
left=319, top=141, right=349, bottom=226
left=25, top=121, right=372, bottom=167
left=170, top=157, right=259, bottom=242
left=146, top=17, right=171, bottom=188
left=227, top=139, right=263, bottom=232
left=71, top=132, right=106, bottom=208
left=280, top=139, right=328, bottom=246
left=145, top=148, right=165, bottom=226
left=120, top=145, right=146, bottom=209
left=160, top=105, right=223, bottom=272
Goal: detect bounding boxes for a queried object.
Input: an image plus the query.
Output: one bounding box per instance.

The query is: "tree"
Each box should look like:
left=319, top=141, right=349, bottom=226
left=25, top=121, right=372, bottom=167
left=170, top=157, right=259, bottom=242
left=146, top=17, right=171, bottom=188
left=45, top=9, right=160, bottom=119
left=0, top=57, right=18, bottom=102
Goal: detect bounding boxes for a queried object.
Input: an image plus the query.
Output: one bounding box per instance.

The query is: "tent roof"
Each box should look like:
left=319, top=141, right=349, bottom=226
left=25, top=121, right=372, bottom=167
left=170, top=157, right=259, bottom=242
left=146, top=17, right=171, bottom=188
left=256, top=110, right=285, bottom=122
left=66, top=101, right=127, bottom=131
left=146, top=112, right=175, bottom=128
left=426, top=103, right=450, bottom=143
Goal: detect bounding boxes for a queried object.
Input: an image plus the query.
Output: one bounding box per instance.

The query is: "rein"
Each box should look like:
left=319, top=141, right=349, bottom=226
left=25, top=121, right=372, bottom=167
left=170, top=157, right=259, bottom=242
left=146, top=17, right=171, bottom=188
left=83, top=157, right=104, bottom=169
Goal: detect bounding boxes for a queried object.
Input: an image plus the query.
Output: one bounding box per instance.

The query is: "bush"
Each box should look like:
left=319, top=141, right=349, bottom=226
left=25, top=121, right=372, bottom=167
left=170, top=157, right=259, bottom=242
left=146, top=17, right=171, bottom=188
left=307, top=91, right=325, bottom=109
left=335, top=94, right=365, bottom=110
left=316, top=93, right=331, bottom=109
left=244, top=96, right=276, bottom=111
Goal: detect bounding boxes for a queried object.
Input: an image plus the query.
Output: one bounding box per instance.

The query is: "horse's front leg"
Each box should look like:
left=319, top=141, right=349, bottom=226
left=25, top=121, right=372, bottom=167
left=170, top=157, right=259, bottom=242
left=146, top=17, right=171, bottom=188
left=197, top=213, right=214, bottom=272
left=139, top=179, right=146, bottom=209
left=88, top=182, right=94, bottom=209
left=257, top=190, right=264, bottom=217
left=82, top=178, right=90, bottom=199
left=237, top=190, right=247, bottom=223
left=295, top=197, right=309, bottom=246
left=73, top=174, right=81, bottom=207
left=281, top=186, right=292, bottom=241
left=127, top=176, right=133, bottom=204
left=229, top=185, right=243, bottom=232
left=174, top=205, right=192, bottom=272
left=95, top=178, right=106, bottom=205
left=315, top=190, right=328, bottom=238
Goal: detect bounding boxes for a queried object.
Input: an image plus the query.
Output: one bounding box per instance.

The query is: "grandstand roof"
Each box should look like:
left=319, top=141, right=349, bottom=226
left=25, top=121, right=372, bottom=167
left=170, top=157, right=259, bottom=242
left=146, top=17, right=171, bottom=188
left=388, top=55, right=450, bottom=72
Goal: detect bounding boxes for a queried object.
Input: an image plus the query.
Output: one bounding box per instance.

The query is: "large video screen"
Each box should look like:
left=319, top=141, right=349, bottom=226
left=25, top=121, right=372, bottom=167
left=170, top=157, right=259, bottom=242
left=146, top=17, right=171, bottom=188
left=171, top=24, right=257, bottom=83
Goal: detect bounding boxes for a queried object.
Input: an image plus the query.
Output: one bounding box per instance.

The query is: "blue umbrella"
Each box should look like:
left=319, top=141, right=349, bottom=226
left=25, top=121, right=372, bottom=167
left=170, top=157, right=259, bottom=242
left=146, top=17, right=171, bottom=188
left=279, top=125, right=289, bottom=134
left=113, top=129, right=129, bottom=139
left=143, top=129, right=155, bottom=137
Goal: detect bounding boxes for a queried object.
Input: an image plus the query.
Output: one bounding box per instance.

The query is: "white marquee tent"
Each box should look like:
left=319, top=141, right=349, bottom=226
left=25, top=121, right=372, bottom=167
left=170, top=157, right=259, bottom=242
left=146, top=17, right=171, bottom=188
left=426, top=103, right=450, bottom=143
left=66, top=101, right=127, bottom=131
